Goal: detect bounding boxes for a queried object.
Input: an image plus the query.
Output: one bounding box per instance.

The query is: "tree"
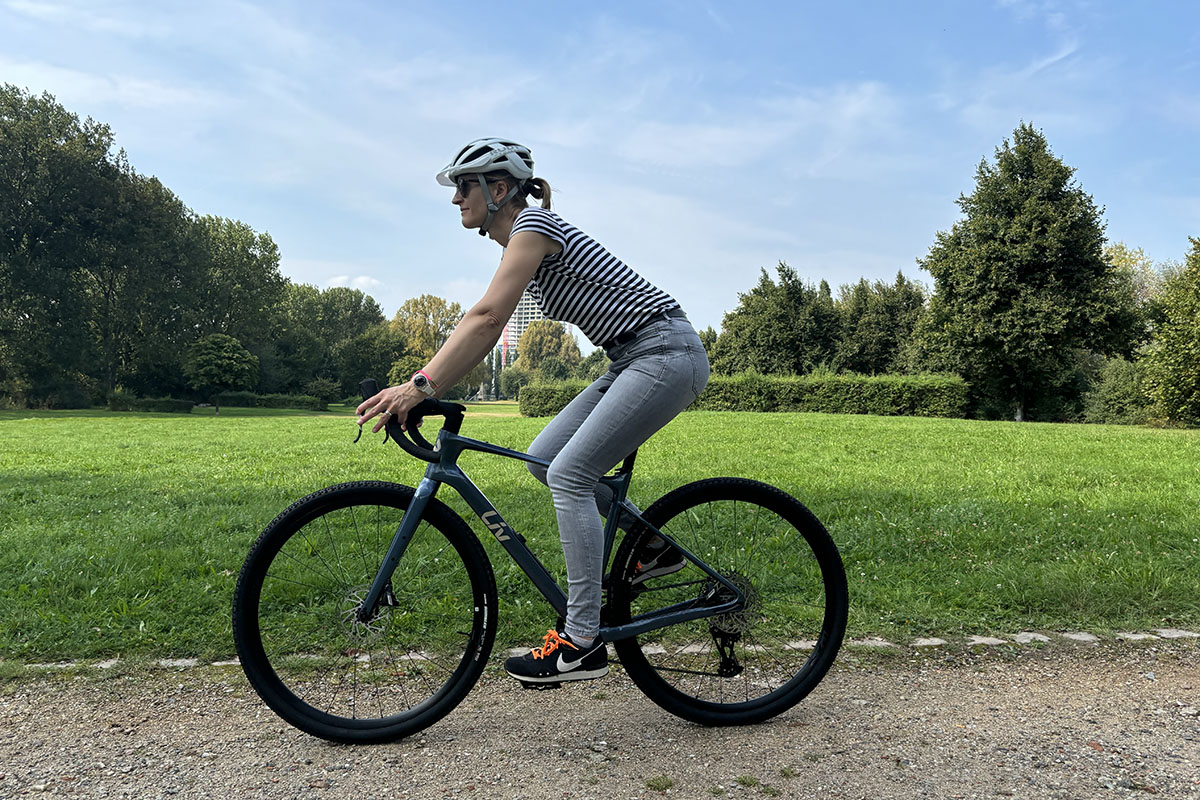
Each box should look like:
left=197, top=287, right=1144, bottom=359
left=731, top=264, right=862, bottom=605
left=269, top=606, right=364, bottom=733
left=710, top=263, right=838, bottom=376
left=514, top=319, right=581, bottom=371
left=391, top=294, right=463, bottom=361
left=184, top=334, right=258, bottom=413
left=266, top=283, right=386, bottom=393
left=80, top=167, right=204, bottom=397
left=538, top=355, right=571, bottom=382
left=499, top=365, right=532, bottom=399
left=574, top=348, right=610, bottom=381
left=0, top=85, right=116, bottom=406
left=195, top=216, right=286, bottom=358
left=1144, top=237, right=1200, bottom=424
left=915, top=123, right=1136, bottom=420
left=833, top=272, right=926, bottom=374
left=1104, top=243, right=1163, bottom=307
left=318, top=286, right=385, bottom=344
left=337, top=323, right=407, bottom=396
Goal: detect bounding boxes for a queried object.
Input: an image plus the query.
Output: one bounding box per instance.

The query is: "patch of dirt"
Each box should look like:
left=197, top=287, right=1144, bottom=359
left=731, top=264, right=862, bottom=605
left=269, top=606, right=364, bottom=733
left=2, top=641, right=1197, bottom=799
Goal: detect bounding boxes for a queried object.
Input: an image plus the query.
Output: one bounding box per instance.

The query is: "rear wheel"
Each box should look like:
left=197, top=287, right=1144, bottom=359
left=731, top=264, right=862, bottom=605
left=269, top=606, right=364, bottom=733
left=609, top=478, right=847, bottom=725
left=232, top=482, right=496, bottom=743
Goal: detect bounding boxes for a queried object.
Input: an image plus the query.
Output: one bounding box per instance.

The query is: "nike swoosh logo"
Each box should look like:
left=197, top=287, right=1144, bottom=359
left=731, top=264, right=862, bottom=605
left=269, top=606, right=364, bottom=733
left=557, top=653, right=585, bottom=672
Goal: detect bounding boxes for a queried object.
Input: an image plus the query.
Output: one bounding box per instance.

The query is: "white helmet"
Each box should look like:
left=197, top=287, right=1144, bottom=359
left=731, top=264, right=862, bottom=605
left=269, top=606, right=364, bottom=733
left=435, top=138, right=534, bottom=186
left=436, top=138, right=535, bottom=235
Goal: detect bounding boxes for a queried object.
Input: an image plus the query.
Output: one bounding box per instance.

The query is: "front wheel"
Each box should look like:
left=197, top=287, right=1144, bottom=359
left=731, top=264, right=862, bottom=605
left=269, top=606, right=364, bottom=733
left=609, top=478, right=847, bottom=726
left=232, top=481, right=496, bottom=743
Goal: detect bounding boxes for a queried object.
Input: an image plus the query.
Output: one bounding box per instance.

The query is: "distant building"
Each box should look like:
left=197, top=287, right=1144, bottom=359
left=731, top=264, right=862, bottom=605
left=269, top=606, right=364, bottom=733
left=500, top=290, right=546, bottom=367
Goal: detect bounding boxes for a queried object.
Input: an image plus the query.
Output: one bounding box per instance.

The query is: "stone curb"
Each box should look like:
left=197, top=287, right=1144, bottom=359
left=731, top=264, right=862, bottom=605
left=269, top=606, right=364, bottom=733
left=9, top=628, right=1196, bottom=674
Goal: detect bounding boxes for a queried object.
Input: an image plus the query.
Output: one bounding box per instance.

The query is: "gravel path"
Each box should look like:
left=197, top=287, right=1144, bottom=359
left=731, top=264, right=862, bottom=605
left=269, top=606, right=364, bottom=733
left=3, top=641, right=1197, bottom=799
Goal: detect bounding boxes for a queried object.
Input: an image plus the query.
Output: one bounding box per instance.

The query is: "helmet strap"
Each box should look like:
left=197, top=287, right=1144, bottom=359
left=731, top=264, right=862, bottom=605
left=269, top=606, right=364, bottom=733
left=476, top=172, right=522, bottom=237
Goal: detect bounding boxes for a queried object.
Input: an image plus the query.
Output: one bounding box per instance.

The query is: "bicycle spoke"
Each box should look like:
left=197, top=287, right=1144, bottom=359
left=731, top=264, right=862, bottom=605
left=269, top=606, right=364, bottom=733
left=613, top=479, right=846, bottom=720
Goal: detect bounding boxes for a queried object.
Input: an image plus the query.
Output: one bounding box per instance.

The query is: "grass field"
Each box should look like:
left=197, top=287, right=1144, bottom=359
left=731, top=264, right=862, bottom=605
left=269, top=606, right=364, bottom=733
left=1, top=405, right=1196, bottom=663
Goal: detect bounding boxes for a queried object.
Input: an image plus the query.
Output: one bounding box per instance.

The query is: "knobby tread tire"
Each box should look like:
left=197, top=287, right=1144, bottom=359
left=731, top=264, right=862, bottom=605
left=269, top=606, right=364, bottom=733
left=232, top=481, right=496, bottom=743
left=609, top=478, right=848, bottom=726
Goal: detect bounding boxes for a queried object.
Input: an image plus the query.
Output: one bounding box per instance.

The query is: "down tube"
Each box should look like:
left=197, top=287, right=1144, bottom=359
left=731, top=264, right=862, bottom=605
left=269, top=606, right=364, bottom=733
left=445, top=471, right=569, bottom=620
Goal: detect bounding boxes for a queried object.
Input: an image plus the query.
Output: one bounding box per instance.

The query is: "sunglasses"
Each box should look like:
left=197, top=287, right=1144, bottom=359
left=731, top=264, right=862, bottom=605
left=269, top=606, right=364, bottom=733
left=454, top=177, right=481, bottom=198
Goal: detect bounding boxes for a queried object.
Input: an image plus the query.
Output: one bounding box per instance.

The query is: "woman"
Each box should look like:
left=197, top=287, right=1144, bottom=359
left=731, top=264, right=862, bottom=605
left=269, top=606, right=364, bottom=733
left=357, top=138, right=710, bottom=685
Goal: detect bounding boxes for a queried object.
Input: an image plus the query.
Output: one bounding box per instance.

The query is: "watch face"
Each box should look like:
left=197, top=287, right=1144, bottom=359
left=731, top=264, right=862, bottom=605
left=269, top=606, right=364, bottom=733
left=413, top=374, right=428, bottom=389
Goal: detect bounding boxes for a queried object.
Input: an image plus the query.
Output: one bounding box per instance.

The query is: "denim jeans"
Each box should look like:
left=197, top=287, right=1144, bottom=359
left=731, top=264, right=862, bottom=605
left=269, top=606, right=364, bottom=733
left=526, top=314, right=710, bottom=640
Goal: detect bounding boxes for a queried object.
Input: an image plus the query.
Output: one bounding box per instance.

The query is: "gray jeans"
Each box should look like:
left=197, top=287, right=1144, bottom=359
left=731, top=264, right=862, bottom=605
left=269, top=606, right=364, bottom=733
left=526, top=314, right=710, bottom=640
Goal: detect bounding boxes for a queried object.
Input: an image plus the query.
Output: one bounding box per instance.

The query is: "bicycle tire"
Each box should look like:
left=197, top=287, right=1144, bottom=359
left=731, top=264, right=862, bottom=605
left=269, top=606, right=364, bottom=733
left=609, top=478, right=847, bottom=726
left=232, top=481, right=496, bottom=743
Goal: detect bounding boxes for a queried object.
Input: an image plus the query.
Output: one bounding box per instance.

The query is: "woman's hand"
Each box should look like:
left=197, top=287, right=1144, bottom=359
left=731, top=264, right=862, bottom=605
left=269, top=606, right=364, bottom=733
left=356, top=381, right=425, bottom=434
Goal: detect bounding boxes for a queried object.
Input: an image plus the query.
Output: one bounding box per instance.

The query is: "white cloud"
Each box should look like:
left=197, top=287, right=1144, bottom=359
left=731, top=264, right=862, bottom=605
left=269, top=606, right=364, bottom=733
left=326, top=274, right=383, bottom=292
left=4, top=0, right=168, bottom=37
left=0, top=57, right=225, bottom=110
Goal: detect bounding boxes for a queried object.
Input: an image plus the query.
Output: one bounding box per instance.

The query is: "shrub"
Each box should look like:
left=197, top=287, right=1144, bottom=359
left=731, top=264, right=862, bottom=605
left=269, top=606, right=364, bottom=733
left=518, top=380, right=590, bottom=417
left=304, top=377, right=343, bottom=405
left=1084, top=357, right=1154, bottom=425
left=211, top=392, right=327, bottom=411
left=107, top=392, right=193, bottom=413
left=256, top=393, right=326, bottom=411
left=518, top=372, right=969, bottom=418
left=212, top=391, right=258, bottom=408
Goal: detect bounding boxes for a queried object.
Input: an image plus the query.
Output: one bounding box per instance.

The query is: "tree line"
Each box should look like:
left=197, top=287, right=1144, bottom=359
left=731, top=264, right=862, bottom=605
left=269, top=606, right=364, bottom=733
left=4, top=86, right=1197, bottom=424
left=703, top=124, right=1199, bottom=424
left=0, top=86, right=499, bottom=408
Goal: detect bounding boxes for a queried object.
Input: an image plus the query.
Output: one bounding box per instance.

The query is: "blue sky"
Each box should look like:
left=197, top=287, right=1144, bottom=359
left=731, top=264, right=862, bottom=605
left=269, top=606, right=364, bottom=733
left=3, top=1, right=1198, bottom=344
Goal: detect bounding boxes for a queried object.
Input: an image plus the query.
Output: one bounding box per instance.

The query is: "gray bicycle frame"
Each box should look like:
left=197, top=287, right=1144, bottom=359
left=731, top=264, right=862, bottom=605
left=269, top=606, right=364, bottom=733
left=356, top=426, right=745, bottom=642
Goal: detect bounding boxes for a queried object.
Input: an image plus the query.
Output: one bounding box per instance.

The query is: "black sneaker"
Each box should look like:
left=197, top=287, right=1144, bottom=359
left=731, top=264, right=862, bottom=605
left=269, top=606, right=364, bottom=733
left=505, top=630, right=608, bottom=687
left=632, top=536, right=686, bottom=585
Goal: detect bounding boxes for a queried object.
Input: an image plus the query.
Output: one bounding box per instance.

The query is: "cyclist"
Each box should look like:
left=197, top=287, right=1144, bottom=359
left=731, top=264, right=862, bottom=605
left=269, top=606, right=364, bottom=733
left=357, top=138, right=709, bottom=686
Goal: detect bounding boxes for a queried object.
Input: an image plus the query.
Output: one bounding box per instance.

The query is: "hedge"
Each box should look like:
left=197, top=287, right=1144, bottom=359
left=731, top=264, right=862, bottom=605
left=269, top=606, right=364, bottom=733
left=212, top=392, right=327, bottom=411
left=518, top=380, right=590, bottom=417
left=107, top=394, right=194, bottom=413
left=518, top=373, right=968, bottom=418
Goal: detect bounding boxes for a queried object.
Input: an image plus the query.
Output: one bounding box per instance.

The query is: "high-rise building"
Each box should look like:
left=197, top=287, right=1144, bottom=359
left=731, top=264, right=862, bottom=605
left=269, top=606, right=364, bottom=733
left=500, top=290, right=546, bottom=367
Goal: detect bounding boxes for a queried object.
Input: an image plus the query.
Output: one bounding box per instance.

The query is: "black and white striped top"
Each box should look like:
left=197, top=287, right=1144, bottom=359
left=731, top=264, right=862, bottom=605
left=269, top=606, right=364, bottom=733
left=509, top=207, right=679, bottom=346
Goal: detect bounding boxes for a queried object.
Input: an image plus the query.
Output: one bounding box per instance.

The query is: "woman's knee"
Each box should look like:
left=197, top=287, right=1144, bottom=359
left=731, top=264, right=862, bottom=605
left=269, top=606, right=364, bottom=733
left=526, top=459, right=548, bottom=485
left=545, top=456, right=594, bottom=496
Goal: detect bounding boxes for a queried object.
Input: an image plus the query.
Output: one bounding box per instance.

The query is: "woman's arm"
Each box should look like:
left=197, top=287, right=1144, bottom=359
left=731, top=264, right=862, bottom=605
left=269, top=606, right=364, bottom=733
left=357, top=230, right=556, bottom=430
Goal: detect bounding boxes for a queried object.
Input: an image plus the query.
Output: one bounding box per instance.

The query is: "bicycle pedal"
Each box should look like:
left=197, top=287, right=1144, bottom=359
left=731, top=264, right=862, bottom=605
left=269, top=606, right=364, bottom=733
left=518, top=680, right=561, bottom=691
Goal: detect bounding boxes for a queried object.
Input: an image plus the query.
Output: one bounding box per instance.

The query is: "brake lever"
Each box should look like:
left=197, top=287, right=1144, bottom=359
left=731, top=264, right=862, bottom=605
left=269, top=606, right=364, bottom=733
left=351, top=420, right=393, bottom=444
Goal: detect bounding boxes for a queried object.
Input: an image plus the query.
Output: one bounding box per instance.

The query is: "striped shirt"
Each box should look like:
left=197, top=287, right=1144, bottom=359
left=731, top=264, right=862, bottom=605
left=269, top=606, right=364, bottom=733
left=509, top=207, right=680, bottom=347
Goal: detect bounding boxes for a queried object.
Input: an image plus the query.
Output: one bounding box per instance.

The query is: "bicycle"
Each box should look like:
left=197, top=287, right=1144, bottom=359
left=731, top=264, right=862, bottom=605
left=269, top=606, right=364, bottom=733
left=231, top=379, right=848, bottom=744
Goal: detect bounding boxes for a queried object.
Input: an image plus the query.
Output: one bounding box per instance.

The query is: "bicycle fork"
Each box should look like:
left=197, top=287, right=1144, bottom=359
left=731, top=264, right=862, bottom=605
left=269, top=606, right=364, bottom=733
left=354, top=477, right=439, bottom=624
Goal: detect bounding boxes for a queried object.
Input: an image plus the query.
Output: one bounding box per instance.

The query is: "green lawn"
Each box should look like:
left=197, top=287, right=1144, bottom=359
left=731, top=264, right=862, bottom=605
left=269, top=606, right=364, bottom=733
left=1, top=407, right=1196, bottom=662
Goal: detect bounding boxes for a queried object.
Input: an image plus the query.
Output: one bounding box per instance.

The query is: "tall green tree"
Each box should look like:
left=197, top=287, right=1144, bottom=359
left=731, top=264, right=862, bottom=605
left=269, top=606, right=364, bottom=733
left=0, top=85, right=115, bottom=405
left=514, top=319, right=581, bottom=372
left=915, top=123, right=1135, bottom=420
left=833, top=272, right=926, bottom=374
left=195, top=216, right=285, bottom=357
left=337, top=323, right=407, bottom=396
left=184, top=333, right=258, bottom=413
left=1144, top=237, right=1200, bottom=424
left=81, top=167, right=204, bottom=397
left=266, top=283, right=386, bottom=392
left=390, top=294, right=463, bottom=361
left=710, top=263, right=838, bottom=376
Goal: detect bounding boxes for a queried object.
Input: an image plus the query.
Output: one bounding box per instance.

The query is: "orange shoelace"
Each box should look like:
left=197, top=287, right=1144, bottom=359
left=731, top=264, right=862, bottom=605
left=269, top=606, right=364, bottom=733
left=530, top=629, right=579, bottom=660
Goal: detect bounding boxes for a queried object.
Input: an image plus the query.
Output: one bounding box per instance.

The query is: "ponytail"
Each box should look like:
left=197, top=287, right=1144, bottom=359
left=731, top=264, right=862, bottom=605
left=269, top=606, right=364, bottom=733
left=525, top=177, right=552, bottom=209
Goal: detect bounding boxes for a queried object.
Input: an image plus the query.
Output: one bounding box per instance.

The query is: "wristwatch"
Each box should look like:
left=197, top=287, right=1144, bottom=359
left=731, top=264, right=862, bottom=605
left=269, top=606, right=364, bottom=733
left=411, top=370, right=438, bottom=397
